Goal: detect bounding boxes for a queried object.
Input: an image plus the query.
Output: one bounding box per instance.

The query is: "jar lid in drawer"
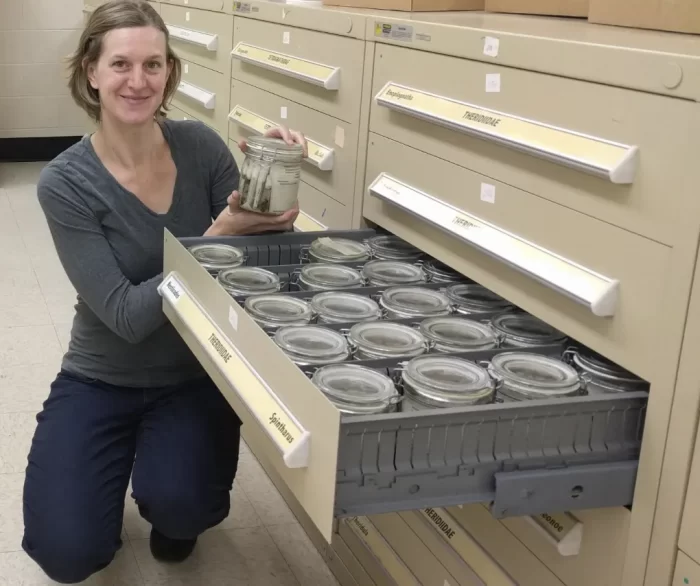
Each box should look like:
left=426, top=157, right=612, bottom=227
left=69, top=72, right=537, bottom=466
left=367, top=235, right=423, bottom=262
left=274, top=325, right=350, bottom=365
left=361, top=260, right=426, bottom=287
left=299, top=263, right=364, bottom=291
left=422, top=259, right=464, bottom=284
left=349, top=321, right=427, bottom=360
left=490, top=312, right=566, bottom=347
left=218, top=267, right=280, bottom=297
left=312, top=364, right=398, bottom=415
left=244, top=295, right=313, bottom=331
left=189, top=243, right=245, bottom=274
left=489, top=353, right=582, bottom=402
left=311, top=292, right=381, bottom=324
left=567, top=347, right=649, bottom=394
left=308, top=237, right=370, bottom=264
left=380, top=286, right=452, bottom=319
left=419, top=317, right=499, bottom=353
left=445, top=284, right=514, bottom=315
left=402, top=356, right=495, bottom=408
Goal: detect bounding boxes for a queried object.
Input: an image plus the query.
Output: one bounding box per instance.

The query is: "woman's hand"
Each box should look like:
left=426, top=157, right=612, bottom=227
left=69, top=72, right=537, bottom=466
left=238, top=126, right=308, bottom=158
left=207, top=191, right=298, bottom=236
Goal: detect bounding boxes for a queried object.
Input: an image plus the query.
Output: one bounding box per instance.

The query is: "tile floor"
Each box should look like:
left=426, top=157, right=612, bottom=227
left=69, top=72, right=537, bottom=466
left=0, top=162, right=339, bottom=586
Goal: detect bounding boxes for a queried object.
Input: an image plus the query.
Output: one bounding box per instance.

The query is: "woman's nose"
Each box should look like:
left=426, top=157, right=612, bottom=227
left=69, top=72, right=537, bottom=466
left=128, top=68, right=147, bottom=88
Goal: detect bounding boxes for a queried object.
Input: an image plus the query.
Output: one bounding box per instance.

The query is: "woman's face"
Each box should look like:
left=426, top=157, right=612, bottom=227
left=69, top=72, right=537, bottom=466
left=88, top=26, right=171, bottom=126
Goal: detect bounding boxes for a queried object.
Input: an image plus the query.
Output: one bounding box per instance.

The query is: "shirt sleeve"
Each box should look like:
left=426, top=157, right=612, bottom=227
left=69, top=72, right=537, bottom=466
left=37, top=164, right=167, bottom=344
left=199, top=123, right=240, bottom=218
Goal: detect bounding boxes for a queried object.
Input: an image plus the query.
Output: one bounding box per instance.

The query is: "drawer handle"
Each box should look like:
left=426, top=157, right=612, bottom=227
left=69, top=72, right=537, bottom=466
left=83, top=5, right=95, bottom=14
left=176, top=81, right=216, bottom=110
left=526, top=512, right=583, bottom=557
left=228, top=105, right=335, bottom=171
left=294, top=210, right=327, bottom=232
left=231, top=42, right=341, bottom=91
left=375, top=82, right=639, bottom=184
left=166, top=24, right=219, bottom=52
left=158, top=273, right=311, bottom=468
left=369, top=173, right=620, bottom=317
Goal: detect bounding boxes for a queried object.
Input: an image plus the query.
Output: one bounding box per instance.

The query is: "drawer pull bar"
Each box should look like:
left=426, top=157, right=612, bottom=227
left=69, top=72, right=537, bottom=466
left=228, top=105, right=335, bottom=171
left=526, top=512, right=583, bottom=557
left=294, top=211, right=327, bottom=232
left=166, top=24, right=219, bottom=52
left=375, top=82, right=639, bottom=184
left=231, top=42, right=341, bottom=91
left=158, top=273, right=311, bottom=468
left=176, top=81, right=216, bottom=110
left=369, top=173, right=619, bottom=317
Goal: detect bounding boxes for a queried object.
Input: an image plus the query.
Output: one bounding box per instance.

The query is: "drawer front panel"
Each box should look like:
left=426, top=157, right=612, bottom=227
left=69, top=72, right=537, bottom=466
left=166, top=104, right=219, bottom=132
left=162, top=4, right=232, bottom=73
left=679, top=424, right=700, bottom=564
left=228, top=79, right=357, bottom=207
left=232, top=17, right=365, bottom=123
left=298, top=181, right=352, bottom=230
left=370, top=43, right=699, bottom=244
left=172, top=59, right=229, bottom=134
left=674, top=551, right=700, bottom=586
left=161, top=0, right=225, bottom=11
left=363, top=133, right=671, bottom=379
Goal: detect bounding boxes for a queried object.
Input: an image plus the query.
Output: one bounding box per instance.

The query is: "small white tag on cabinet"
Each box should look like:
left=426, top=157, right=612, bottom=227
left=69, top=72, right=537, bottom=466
left=228, top=306, right=238, bottom=331
left=335, top=126, right=345, bottom=148
left=281, top=106, right=288, bottom=120
left=185, top=10, right=190, bottom=21
left=480, top=183, right=496, bottom=203
left=184, top=63, right=189, bottom=74
left=283, top=31, right=290, bottom=44
left=483, top=36, right=499, bottom=57
left=485, top=73, right=501, bottom=93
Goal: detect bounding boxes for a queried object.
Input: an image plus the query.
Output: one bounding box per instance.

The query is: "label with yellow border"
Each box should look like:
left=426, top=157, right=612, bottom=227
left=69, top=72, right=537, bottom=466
left=295, top=211, right=327, bottom=232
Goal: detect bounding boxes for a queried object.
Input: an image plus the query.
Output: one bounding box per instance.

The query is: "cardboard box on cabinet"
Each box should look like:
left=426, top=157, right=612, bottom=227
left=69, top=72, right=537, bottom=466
left=322, top=0, right=483, bottom=11
left=588, top=0, right=700, bottom=34
left=485, top=0, right=588, bottom=17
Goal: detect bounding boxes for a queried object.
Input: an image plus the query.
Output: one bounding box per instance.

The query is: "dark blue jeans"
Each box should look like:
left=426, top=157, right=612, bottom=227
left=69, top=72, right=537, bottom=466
left=22, top=370, right=241, bottom=584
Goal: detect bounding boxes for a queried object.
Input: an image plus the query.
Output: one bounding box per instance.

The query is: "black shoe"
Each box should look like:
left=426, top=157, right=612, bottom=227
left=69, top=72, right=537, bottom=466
left=149, top=528, right=197, bottom=563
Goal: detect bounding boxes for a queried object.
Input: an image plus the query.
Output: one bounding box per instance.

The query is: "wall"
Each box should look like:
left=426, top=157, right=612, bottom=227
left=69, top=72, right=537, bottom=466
left=0, top=0, right=91, bottom=139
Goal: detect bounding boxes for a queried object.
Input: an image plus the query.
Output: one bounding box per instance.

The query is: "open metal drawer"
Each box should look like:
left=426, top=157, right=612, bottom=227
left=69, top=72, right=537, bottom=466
left=161, top=228, right=648, bottom=541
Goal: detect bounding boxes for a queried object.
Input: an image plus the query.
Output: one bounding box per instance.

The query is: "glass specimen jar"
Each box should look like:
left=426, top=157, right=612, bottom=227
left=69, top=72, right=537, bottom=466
left=189, top=243, right=245, bottom=276
left=348, top=321, right=428, bottom=361
left=361, top=260, right=426, bottom=287
left=244, top=295, right=313, bottom=332
left=312, top=364, right=399, bottom=415
left=217, top=267, right=281, bottom=297
left=307, top=237, right=370, bottom=264
left=419, top=316, right=499, bottom=353
left=311, top=292, right=382, bottom=325
left=379, top=286, right=452, bottom=320
left=274, top=325, right=350, bottom=366
left=297, top=264, right=364, bottom=292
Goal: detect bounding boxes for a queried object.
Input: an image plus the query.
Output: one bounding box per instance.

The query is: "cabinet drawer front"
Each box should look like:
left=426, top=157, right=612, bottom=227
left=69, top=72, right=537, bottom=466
left=228, top=80, right=356, bottom=207
left=162, top=4, right=232, bottom=74
left=370, top=43, right=699, bottom=245
left=363, top=133, right=670, bottom=379
left=298, top=182, right=352, bottom=230
left=148, top=1, right=160, bottom=14
left=161, top=0, right=225, bottom=11
left=679, top=425, right=700, bottom=564
left=166, top=104, right=217, bottom=131
left=172, top=60, right=229, bottom=134
left=232, top=17, right=365, bottom=123
left=674, top=551, right=700, bottom=586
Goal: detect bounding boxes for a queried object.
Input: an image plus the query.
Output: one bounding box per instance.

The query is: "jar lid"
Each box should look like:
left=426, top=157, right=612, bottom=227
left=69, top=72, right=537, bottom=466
left=309, top=237, right=370, bottom=263
left=445, top=284, right=513, bottom=314
left=367, top=235, right=423, bottom=261
left=490, top=312, right=566, bottom=345
left=300, top=264, right=364, bottom=290
left=570, top=348, right=645, bottom=387
left=189, top=243, right=245, bottom=272
left=419, top=317, right=498, bottom=351
left=489, top=352, right=581, bottom=399
left=218, top=267, right=280, bottom=296
left=311, top=292, right=381, bottom=323
left=402, top=356, right=494, bottom=406
left=349, top=322, right=426, bottom=358
left=274, top=325, right=349, bottom=364
left=312, top=364, right=398, bottom=414
left=244, top=295, right=312, bottom=325
left=422, top=259, right=464, bottom=283
left=361, top=260, right=425, bottom=286
left=246, top=136, right=304, bottom=161
left=380, top=286, right=452, bottom=317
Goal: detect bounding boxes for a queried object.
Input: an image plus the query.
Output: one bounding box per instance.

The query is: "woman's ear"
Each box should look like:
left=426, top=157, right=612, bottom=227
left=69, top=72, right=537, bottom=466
left=85, top=58, right=98, bottom=90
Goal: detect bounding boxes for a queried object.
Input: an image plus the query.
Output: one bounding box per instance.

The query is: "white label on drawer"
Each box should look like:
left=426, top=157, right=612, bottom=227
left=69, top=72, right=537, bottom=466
left=283, top=31, right=290, bottom=44
left=528, top=512, right=583, bottom=556
left=228, top=306, right=238, bottom=331
left=334, top=126, right=345, bottom=148
left=229, top=105, right=275, bottom=134
left=485, top=73, right=501, bottom=93
left=185, top=10, right=190, bottom=21
left=161, top=277, right=184, bottom=304
left=483, top=36, right=499, bottom=57
left=280, top=106, right=288, bottom=120
left=480, top=182, right=496, bottom=203
left=184, top=63, right=189, bottom=74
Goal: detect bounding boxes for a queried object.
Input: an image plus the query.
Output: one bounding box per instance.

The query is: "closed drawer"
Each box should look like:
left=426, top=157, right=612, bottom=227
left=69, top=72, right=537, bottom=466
left=370, top=43, right=700, bottom=245
left=161, top=4, right=232, bottom=74
left=167, top=105, right=219, bottom=135
left=161, top=0, right=225, bottom=11
left=228, top=80, right=356, bottom=208
left=363, top=133, right=670, bottom=379
left=674, top=551, right=700, bottom=586
left=148, top=1, right=160, bottom=14
left=231, top=17, right=365, bottom=123
left=172, top=59, right=229, bottom=134
left=332, top=531, right=377, bottom=586
left=679, top=420, right=700, bottom=563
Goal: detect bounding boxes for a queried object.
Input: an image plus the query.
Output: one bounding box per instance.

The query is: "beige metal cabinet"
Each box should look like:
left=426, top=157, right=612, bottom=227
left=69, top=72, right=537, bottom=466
left=673, top=551, right=700, bottom=586
left=678, top=396, right=700, bottom=565
left=172, top=59, right=230, bottom=134
left=161, top=0, right=227, bottom=11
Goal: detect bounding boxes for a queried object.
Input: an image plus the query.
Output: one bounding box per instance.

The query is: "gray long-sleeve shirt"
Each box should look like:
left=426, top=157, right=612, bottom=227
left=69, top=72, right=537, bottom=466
left=38, top=119, right=238, bottom=387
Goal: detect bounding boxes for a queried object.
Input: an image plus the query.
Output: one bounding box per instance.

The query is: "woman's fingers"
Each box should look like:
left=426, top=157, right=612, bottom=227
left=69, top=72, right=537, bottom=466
left=226, top=191, right=241, bottom=215
left=289, top=130, right=308, bottom=157
left=237, top=139, right=248, bottom=152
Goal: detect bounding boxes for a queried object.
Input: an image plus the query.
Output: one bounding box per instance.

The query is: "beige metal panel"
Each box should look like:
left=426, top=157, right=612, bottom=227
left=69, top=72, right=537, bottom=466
left=331, top=531, right=376, bottom=586
left=363, top=12, right=700, bottom=101
left=165, top=104, right=220, bottom=135
left=148, top=1, right=160, bottom=15
left=227, top=79, right=357, bottom=208
left=673, top=551, right=700, bottom=586
left=161, top=4, right=232, bottom=74
left=450, top=505, right=565, bottom=586
left=679, top=410, right=700, bottom=565
left=298, top=182, right=353, bottom=230
left=161, top=0, right=226, bottom=12
left=501, top=508, right=631, bottom=586
left=162, top=232, right=341, bottom=541
left=369, top=43, right=700, bottom=244
left=172, top=59, right=229, bottom=135
left=363, top=133, right=669, bottom=379
left=231, top=17, right=365, bottom=123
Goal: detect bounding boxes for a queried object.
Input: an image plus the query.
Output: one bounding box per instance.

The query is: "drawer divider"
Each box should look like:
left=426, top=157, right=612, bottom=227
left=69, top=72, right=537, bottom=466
left=167, top=24, right=219, bottom=51
left=177, top=81, right=216, bottom=110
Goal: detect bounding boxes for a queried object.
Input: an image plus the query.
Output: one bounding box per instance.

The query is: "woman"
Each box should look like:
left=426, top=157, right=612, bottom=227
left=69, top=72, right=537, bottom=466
left=21, top=1, right=307, bottom=583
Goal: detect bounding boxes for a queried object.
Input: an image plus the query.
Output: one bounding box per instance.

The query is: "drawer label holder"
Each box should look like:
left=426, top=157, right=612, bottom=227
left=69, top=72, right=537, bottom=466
left=158, top=273, right=311, bottom=468
left=294, top=210, right=327, bottom=232
left=166, top=24, right=219, bottom=52
left=526, top=511, right=583, bottom=557
left=345, top=516, right=421, bottom=586
left=232, top=42, right=341, bottom=91
left=228, top=104, right=335, bottom=171
left=375, top=82, right=639, bottom=184
left=176, top=80, right=216, bottom=110
left=369, top=173, right=620, bottom=317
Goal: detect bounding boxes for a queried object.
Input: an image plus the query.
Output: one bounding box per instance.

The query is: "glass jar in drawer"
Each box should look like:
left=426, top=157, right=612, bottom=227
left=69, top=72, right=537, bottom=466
left=566, top=347, right=649, bottom=395
left=274, top=325, right=350, bottom=366
left=218, top=267, right=281, bottom=298
left=489, top=312, right=567, bottom=348
left=297, top=263, right=364, bottom=291
left=367, top=234, right=424, bottom=262
left=244, top=295, right=313, bottom=332
left=348, top=322, right=428, bottom=361
left=307, top=237, right=370, bottom=264
left=311, top=292, right=382, bottom=325
left=419, top=316, right=499, bottom=354
left=379, top=286, right=452, bottom=320
left=312, top=364, right=399, bottom=415
left=189, top=243, right=245, bottom=276
left=445, top=284, right=514, bottom=316
left=361, top=260, right=426, bottom=288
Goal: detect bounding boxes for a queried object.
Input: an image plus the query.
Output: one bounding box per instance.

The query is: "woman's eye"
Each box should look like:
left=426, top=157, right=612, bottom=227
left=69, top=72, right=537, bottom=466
left=112, top=60, right=127, bottom=69
left=147, top=61, right=162, bottom=70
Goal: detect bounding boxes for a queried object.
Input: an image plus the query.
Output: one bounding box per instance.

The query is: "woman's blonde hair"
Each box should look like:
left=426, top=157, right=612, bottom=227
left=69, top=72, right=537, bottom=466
left=68, top=0, right=181, bottom=122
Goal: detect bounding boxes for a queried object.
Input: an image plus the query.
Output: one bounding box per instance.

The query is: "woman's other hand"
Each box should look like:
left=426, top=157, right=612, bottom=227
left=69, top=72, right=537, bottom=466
left=238, top=126, right=308, bottom=158
left=207, top=191, right=298, bottom=236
